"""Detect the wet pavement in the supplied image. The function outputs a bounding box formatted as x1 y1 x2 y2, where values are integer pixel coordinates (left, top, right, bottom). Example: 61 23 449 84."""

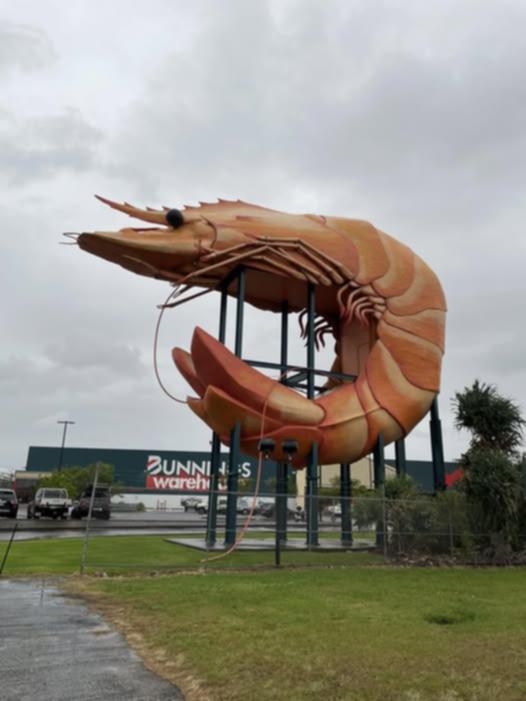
0 506 305 541
0 579 183 700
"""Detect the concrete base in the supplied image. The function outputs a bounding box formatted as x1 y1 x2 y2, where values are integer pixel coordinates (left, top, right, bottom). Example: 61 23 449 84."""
166 537 374 552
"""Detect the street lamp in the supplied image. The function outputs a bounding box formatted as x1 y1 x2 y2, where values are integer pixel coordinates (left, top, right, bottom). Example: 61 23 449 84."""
57 420 75 471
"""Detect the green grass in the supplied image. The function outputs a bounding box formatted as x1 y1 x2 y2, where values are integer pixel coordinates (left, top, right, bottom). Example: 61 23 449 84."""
3 534 526 699
0 534 379 576
76 567 526 701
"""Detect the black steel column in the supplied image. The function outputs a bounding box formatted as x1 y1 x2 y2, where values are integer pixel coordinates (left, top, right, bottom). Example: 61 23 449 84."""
275 301 289 544
373 433 386 548
280 300 288 379
305 284 319 547
276 462 288 544
373 433 386 489
340 463 353 546
430 397 446 492
206 285 228 547
306 443 319 547
395 439 407 477
306 284 316 399
225 269 246 546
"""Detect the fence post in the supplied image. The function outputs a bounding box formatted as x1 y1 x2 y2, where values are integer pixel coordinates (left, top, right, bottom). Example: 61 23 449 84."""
382 496 388 559
80 461 100 576
0 522 18 576
448 501 454 558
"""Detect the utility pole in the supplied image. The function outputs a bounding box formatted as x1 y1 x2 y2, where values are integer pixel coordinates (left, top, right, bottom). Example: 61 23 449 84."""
57 420 75 471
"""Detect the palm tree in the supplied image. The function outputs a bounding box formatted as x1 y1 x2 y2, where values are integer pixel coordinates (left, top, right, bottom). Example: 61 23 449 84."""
452 380 525 551
452 380 525 456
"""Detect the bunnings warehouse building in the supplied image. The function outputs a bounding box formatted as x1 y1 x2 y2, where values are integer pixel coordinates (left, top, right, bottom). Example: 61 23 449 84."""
18 445 460 508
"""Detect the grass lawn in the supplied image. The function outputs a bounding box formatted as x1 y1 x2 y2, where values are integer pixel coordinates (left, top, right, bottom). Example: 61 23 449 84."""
0 533 379 576
4 535 526 700
73 567 526 701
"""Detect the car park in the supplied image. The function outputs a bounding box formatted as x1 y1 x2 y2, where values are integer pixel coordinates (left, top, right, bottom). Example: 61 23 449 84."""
0 489 18 518
70 484 111 520
27 488 69 519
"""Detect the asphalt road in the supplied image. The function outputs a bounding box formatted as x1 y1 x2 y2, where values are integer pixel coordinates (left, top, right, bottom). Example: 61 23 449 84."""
0 578 183 701
0 505 340 541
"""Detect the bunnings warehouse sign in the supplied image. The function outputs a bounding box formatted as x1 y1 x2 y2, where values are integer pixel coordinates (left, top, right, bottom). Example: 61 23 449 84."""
146 453 253 490
25 446 277 492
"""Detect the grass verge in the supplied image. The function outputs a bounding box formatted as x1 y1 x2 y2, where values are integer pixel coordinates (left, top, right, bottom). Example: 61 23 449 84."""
5 534 526 699
0 533 379 576
71 567 526 701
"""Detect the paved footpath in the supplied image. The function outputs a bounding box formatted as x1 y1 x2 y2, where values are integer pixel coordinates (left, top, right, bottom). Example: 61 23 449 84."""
0 579 184 701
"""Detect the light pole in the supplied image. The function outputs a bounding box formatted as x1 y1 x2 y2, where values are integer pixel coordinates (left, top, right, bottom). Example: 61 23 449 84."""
57 420 75 471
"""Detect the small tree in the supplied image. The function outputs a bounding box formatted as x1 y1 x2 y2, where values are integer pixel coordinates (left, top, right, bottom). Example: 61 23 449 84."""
37 463 116 501
452 380 525 552
462 447 521 542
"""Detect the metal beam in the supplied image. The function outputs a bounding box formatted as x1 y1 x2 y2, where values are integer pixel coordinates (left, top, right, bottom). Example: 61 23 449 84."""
305 284 319 547
276 461 288 544
244 359 357 383
395 439 407 477
225 268 245 546
373 434 386 549
206 283 228 547
430 397 446 492
306 442 319 548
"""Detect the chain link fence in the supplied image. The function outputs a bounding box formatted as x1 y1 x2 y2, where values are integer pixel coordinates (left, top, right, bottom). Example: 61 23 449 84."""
77 490 526 573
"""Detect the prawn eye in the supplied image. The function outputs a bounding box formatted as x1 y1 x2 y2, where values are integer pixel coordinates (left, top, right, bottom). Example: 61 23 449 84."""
166 209 184 229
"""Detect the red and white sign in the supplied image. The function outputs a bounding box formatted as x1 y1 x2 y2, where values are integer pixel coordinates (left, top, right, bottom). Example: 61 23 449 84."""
145 454 251 491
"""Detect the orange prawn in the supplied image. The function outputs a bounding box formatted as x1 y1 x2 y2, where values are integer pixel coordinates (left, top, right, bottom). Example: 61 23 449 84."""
77 197 446 469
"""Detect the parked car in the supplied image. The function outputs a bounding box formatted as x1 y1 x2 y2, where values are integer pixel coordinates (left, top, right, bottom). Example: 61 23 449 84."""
195 496 254 515
27 488 69 520
70 484 111 520
325 504 342 518
259 502 297 520
181 496 203 512
0 488 18 519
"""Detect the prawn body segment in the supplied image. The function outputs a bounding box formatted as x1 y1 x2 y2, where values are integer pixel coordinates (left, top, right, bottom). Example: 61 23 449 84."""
78 198 447 468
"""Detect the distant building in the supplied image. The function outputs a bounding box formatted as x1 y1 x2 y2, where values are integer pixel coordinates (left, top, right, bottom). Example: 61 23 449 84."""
23 446 460 502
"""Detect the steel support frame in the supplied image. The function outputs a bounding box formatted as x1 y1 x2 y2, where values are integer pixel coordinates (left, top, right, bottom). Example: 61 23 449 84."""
204 268 447 552
395 439 407 477
205 284 228 547
275 301 289 545
305 283 319 548
430 397 446 492
224 268 246 546
276 462 288 544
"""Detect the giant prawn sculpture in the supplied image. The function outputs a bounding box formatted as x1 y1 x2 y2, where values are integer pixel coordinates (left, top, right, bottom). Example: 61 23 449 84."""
77 197 446 469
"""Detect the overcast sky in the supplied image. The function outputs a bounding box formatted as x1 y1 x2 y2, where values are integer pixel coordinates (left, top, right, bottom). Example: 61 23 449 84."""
2 0 526 473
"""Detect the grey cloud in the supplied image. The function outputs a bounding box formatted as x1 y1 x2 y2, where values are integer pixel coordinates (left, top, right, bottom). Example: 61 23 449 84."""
0 22 56 75
2 0 526 470
105 0 526 232
45 336 146 378
0 108 103 185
